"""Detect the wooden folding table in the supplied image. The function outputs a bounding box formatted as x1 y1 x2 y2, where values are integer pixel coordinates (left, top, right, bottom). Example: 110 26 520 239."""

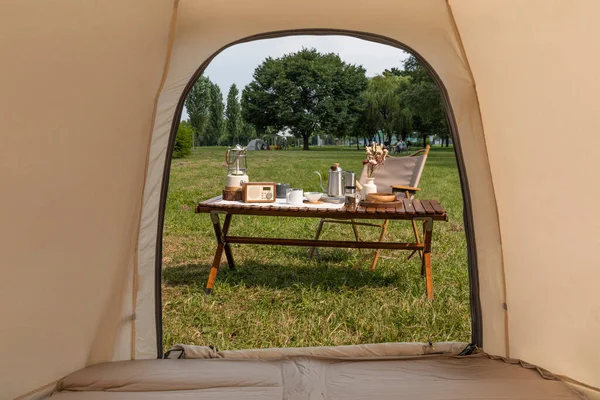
195 196 448 299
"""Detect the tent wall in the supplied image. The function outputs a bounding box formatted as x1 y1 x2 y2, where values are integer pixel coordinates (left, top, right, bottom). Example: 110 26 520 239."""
0 1 174 398
135 0 505 361
450 0 600 388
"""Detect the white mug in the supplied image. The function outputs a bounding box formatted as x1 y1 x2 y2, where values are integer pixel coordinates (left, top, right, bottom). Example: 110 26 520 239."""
286 188 304 205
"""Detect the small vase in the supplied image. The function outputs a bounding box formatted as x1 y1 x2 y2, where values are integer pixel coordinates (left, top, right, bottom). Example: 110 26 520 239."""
362 177 377 199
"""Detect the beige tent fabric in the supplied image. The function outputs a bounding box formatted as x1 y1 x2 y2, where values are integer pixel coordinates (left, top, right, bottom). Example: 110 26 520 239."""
0 1 174 399
449 0 600 388
50 354 585 399
135 0 505 362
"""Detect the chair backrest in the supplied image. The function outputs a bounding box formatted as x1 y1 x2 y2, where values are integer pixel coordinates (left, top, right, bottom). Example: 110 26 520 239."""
358 145 430 196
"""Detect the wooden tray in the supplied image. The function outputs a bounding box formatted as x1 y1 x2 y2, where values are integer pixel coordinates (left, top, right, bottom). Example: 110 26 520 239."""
359 200 402 208
366 193 397 203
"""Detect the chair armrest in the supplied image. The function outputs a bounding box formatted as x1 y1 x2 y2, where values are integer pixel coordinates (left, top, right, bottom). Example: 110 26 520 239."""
391 185 420 192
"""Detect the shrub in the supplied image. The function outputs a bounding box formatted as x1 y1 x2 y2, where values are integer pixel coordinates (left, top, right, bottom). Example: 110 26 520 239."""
173 121 193 158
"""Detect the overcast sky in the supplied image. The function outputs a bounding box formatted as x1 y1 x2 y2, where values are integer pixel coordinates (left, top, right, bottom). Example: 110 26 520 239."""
182 35 409 120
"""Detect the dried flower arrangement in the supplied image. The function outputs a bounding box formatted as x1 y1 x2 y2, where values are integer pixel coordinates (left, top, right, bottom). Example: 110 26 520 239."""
362 142 388 178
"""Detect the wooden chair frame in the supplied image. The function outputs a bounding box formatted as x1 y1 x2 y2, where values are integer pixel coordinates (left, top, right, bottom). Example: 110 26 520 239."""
308 146 430 270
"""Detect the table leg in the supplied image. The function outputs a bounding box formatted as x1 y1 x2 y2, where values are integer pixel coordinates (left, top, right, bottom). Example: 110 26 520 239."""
222 214 235 270
407 219 424 263
351 218 364 267
422 218 434 300
205 243 224 295
308 218 325 260
351 219 361 243
205 212 227 295
370 219 389 271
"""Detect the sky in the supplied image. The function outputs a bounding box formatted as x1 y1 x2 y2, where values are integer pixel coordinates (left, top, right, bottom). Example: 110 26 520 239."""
181 35 409 120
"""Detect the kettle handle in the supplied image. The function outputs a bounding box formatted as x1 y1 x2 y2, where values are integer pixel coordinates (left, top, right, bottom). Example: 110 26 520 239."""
314 171 326 193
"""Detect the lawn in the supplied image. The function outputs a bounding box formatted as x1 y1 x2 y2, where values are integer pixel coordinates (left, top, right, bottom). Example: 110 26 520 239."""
162 145 470 352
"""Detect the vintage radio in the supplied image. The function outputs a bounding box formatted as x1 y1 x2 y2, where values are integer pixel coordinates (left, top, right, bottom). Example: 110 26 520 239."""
242 182 276 203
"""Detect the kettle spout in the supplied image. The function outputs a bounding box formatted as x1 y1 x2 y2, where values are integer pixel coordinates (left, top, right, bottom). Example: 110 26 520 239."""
314 171 326 193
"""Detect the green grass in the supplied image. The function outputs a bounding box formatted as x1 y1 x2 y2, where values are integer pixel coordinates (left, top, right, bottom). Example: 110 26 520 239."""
162 145 469 352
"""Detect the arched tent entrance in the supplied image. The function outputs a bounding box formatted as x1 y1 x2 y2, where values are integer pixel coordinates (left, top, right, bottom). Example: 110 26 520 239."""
140 16 503 365
158 29 480 356
2 1 599 399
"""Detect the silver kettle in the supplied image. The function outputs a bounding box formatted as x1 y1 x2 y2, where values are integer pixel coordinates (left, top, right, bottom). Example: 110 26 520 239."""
314 163 344 197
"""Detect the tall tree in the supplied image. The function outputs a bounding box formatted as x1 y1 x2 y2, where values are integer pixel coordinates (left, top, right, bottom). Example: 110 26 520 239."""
351 74 412 145
241 48 367 150
351 101 378 149
225 84 242 145
240 121 257 144
205 83 224 146
403 82 449 147
387 56 450 147
363 74 413 143
184 75 212 146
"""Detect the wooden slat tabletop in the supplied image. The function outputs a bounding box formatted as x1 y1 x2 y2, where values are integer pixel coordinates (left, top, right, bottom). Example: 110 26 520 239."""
421 200 436 215
195 196 448 221
402 198 415 215
395 200 405 214
412 199 426 214
429 200 445 214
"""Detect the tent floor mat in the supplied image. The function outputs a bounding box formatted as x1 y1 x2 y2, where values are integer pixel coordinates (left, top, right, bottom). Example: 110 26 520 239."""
51 353 585 399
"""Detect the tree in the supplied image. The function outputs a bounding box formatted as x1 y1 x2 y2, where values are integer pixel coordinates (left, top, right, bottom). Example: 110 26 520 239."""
241 48 368 150
172 121 193 158
349 74 413 147
205 83 224 146
403 82 449 147
351 104 378 149
184 75 212 146
362 74 413 144
240 121 257 144
387 56 450 147
225 84 242 145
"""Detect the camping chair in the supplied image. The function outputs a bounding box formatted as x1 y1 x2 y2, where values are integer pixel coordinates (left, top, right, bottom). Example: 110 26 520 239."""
309 145 430 271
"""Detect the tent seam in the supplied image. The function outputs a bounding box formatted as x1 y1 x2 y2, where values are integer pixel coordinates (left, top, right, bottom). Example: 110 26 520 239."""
131 0 180 360
445 0 510 358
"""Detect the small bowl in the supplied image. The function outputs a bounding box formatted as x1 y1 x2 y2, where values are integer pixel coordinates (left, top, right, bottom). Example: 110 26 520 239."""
366 193 397 203
305 192 323 202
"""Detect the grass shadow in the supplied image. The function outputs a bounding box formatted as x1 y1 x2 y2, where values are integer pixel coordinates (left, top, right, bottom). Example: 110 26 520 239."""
163 258 420 293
